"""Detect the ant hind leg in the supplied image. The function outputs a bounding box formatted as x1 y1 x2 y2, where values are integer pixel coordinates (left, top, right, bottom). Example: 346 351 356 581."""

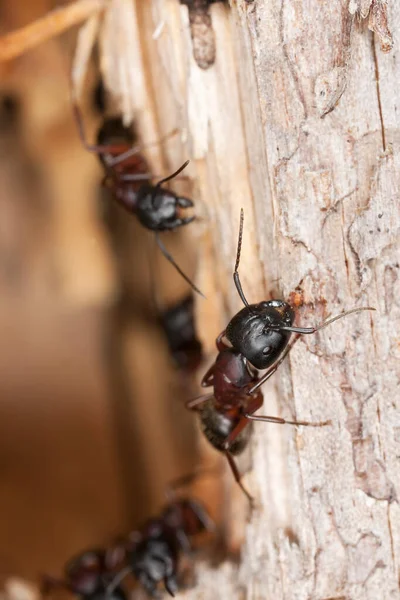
225 452 254 507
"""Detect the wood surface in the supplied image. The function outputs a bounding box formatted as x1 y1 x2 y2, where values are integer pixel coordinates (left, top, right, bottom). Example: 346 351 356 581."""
96 1 400 598
0 0 398 598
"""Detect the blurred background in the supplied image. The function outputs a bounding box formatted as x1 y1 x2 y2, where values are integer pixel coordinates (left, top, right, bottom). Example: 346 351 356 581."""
0 0 215 585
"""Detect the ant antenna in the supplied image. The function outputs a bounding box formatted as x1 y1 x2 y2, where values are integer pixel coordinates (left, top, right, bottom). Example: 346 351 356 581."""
271 306 376 334
156 160 190 188
233 208 250 307
164 579 177 597
72 102 121 155
155 234 205 298
107 128 180 169
72 101 148 165
106 566 132 597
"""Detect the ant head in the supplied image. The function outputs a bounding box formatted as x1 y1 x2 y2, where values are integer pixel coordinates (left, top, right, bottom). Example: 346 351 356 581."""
135 160 192 231
225 300 295 370
130 532 179 598
135 185 194 231
65 550 104 595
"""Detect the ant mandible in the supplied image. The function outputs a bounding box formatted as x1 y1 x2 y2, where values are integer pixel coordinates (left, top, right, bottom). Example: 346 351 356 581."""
108 486 214 598
73 106 203 297
187 210 375 502
41 548 126 600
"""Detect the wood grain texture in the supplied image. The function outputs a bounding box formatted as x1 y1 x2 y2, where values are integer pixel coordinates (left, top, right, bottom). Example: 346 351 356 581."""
98 0 400 598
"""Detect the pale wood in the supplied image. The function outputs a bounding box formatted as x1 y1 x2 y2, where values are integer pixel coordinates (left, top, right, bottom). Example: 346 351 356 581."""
96 0 400 598
0 0 106 62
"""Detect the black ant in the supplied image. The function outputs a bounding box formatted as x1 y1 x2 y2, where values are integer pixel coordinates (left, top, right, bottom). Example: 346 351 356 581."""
108 488 214 598
159 294 203 374
187 209 375 502
73 107 203 297
41 548 126 600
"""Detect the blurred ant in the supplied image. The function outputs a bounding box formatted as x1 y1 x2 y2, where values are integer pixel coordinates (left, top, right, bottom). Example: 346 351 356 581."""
159 294 203 374
187 209 375 502
42 548 126 600
108 475 214 598
73 107 203 296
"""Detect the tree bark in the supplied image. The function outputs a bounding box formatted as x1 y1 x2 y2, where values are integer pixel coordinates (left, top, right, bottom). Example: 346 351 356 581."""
96 0 400 598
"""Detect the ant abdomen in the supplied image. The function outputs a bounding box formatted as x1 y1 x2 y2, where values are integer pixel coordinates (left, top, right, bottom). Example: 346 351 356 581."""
199 400 253 455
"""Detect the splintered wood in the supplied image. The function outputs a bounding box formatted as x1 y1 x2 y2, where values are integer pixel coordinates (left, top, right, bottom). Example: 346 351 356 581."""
0 0 397 598
97 1 399 598
0 0 106 62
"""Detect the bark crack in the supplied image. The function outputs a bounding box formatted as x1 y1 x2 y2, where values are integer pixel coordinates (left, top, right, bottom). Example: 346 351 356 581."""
371 31 386 152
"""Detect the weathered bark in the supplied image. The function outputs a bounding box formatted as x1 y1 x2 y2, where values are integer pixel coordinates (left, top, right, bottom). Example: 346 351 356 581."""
95 0 400 598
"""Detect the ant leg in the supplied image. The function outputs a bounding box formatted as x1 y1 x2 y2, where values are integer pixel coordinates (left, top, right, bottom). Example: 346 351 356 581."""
155 234 205 298
225 451 253 505
222 416 250 451
162 216 196 230
106 566 132 596
201 364 214 387
185 393 213 410
244 413 331 427
72 103 136 157
247 334 302 395
107 129 180 168
164 575 178 597
233 208 250 308
73 101 181 167
216 331 229 352
116 173 154 182
244 387 331 427
271 306 376 334
221 417 254 504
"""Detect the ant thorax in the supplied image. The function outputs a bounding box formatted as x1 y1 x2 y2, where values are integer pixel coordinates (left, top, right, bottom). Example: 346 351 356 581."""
212 348 255 407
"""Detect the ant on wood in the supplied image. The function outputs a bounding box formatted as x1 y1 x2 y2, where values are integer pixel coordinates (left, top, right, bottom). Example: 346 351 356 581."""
187 209 375 502
159 293 204 375
73 106 203 296
108 474 214 598
41 548 126 600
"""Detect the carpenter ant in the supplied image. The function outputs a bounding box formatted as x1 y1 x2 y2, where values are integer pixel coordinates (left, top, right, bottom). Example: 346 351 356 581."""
225 209 375 393
41 548 126 600
108 491 213 598
159 294 203 374
73 108 203 296
187 210 375 502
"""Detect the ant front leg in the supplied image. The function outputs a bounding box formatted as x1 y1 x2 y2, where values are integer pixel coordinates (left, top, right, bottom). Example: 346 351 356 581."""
244 384 331 427
216 331 228 352
185 392 214 410
201 363 215 388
